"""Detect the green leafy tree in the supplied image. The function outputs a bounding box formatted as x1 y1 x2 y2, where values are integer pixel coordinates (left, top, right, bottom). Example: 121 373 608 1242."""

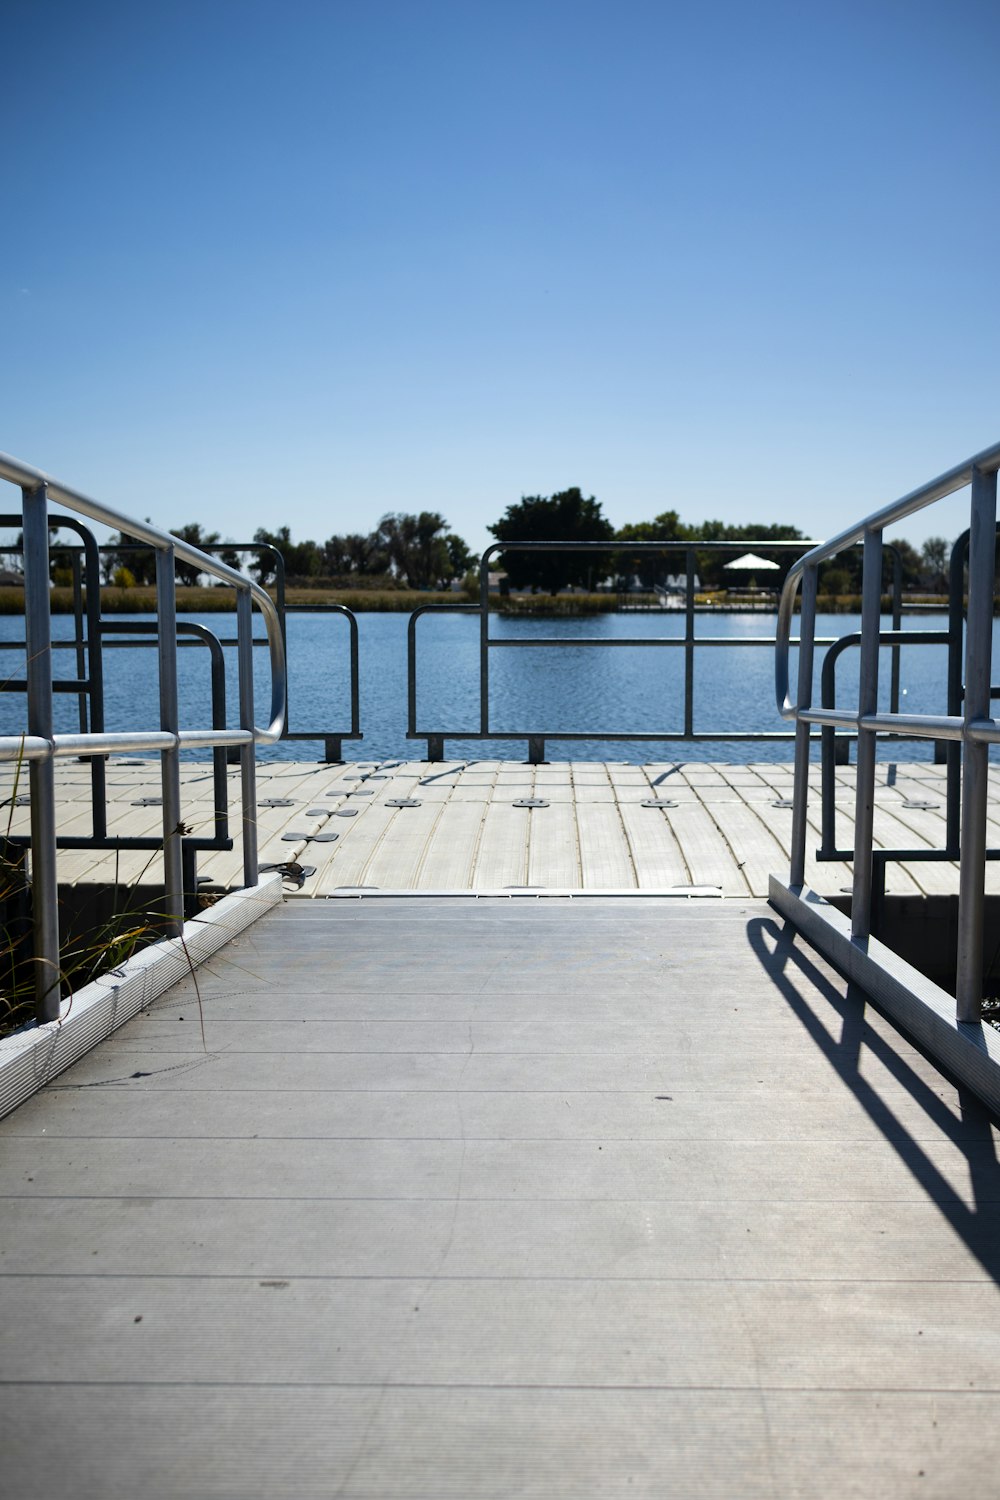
676 520 804 590
102 526 157 586
816 556 855 593
819 566 851 597
50 543 76 587
322 534 354 575
250 526 293 586
375 512 453 588
353 533 391 575
885 538 923 590
614 511 685 589
13 530 82 586
215 541 244 573
446 533 474 580
287 538 323 580
921 536 950 592
323 532 390 577
171 523 222 586
488 489 614 594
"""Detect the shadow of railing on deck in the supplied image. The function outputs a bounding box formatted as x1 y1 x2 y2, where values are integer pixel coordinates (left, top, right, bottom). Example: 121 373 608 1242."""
747 915 1000 1285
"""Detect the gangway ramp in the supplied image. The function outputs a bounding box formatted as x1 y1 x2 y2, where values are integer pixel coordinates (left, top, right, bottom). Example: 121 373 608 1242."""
2 896 999 1497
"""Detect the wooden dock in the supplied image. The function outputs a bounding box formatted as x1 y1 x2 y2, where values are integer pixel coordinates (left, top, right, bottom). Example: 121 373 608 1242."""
5 754 999 900
2 896 999 1496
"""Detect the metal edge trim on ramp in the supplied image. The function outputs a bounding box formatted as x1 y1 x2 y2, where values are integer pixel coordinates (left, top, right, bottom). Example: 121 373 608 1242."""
769 874 1000 1118
320 886 725 899
0 874 283 1120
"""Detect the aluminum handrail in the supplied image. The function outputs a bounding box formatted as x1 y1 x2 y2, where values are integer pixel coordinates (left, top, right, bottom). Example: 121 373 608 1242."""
774 440 1000 1022
817 629 954 865
7 536 363 760
0 450 287 1025
0 452 286 745
775 437 1000 720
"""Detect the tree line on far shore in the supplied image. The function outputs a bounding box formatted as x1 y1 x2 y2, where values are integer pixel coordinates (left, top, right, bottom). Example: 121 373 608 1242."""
88 513 473 592
485 490 953 595
34 488 955 595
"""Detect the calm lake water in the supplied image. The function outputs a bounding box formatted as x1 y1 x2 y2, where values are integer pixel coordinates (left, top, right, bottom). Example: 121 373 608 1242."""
0 609 958 764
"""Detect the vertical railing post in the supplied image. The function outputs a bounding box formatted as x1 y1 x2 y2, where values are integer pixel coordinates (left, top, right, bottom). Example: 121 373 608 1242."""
272 547 288 740
955 465 997 1021
889 546 902 716
944 534 968 852
79 523 108 837
789 562 817 887
683 547 695 737
479 555 490 737
71 547 87 731
851 528 883 940
155 545 184 935
237 587 259 886
819 645 837 858
348 612 360 739
205 630 229 838
22 484 61 1022
407 611 418 739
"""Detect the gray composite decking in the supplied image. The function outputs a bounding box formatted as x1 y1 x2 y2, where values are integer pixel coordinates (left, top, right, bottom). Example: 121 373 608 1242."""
2 897 1000 1497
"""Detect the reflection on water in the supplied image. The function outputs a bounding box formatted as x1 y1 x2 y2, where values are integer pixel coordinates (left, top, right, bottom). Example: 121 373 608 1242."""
0 609 956 765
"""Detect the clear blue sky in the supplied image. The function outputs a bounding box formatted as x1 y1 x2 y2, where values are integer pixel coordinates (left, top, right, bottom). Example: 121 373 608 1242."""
4 0 1000 558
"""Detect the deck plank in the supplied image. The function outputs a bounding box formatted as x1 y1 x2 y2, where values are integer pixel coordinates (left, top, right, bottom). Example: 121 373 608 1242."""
619 802 691 886
472 800 529 887
663 799 749 895
524 800 580 886
2 899 1000 1497
576 803 636 887
416 798 488 887
359 802 445 890
700 795 788 898
311 803 399 891
4 756 999 902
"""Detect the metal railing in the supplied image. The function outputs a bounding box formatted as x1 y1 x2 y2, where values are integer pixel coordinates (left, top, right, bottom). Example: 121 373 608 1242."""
775 438 1000 1021
30 534 362 761
0 451 286 1023
1 605 235 854
407 539 903 762
817 627 951 866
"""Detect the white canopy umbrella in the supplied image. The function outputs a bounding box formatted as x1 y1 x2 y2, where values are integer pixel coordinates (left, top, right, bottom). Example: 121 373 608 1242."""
723 552 781 572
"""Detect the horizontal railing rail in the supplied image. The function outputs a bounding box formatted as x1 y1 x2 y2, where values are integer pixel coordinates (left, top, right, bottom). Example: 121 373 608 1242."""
96 620 232 844
0 455 286 748
2 622 236 924
0 534 362 764
0 512 110 824
2 620 234 844
97 540 362 758
407 538 901 763
818 628 953 864
774 439 1000 1020
0 450 287 1023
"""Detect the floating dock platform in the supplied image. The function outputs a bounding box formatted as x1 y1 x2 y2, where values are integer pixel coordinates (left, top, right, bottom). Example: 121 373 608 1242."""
2 758 1000 1494
4 755 996 900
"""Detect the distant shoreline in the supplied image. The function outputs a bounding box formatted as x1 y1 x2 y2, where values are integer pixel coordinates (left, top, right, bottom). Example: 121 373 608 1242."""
0 587 953 617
